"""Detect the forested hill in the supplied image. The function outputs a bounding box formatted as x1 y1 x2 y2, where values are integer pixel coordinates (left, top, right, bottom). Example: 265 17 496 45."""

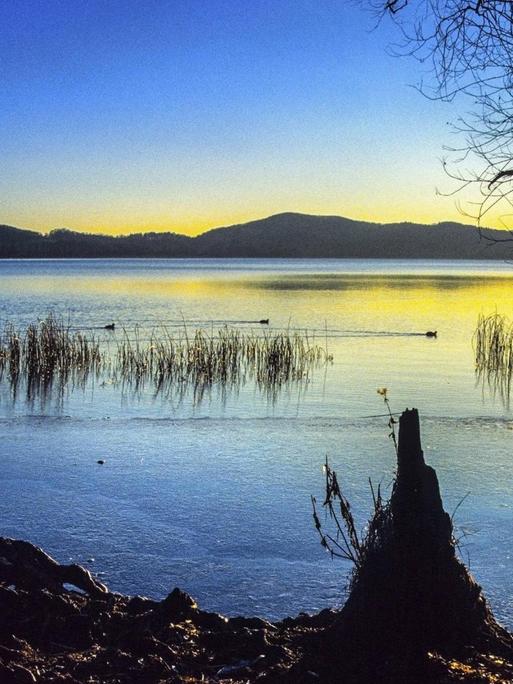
0 213 509 259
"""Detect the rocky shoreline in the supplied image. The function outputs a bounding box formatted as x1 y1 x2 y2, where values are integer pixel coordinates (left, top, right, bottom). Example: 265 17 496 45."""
0 536 338 682
1 536 512 683
2 410 513 683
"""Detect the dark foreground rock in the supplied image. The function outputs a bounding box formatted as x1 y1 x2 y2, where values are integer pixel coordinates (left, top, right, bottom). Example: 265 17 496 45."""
2 544 512 684
1 410 513 682
0 540 335 683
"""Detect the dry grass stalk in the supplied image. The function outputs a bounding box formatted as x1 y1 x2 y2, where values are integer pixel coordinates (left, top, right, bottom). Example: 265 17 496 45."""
312 457 391 586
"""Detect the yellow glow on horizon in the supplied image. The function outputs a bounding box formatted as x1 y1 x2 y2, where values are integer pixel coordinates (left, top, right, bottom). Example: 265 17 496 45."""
4 204 510 238
2 181 511 237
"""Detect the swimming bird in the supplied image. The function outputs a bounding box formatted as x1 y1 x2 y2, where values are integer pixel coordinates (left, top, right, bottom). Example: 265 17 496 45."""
259 319 269 325
104 323 115 331
425 330 437 338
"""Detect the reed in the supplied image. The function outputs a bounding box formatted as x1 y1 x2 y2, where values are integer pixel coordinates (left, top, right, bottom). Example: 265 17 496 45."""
0 317 331 402
0 315 103 398
114 325 330 400
473 312 513 403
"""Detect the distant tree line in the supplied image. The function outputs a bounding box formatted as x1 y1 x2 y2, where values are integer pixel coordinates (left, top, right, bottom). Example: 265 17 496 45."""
0 213 509 258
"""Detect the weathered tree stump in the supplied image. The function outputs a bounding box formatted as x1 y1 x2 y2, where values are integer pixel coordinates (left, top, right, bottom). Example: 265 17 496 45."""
325 409 513 678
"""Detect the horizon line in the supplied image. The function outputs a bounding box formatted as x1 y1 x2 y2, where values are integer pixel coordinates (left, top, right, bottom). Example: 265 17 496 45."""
0 211 495 240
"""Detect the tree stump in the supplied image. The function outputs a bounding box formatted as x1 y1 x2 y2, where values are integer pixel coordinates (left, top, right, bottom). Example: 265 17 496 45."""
326 409 513 677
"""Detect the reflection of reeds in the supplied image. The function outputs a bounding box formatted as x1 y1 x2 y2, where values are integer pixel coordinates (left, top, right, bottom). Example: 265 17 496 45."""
0 315 102 400
114 325 330 402
0 317 331 404
473 312 513 405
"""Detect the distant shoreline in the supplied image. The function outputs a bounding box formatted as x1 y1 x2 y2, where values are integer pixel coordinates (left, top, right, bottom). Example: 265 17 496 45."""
1 212 512 259
0 256 512 260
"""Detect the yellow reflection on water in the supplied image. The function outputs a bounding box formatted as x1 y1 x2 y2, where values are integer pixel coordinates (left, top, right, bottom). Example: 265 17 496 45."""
3 262 513 414
10 270 513 332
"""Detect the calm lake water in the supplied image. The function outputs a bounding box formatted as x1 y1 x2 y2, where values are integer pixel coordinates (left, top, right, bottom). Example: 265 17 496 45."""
1 258 513 626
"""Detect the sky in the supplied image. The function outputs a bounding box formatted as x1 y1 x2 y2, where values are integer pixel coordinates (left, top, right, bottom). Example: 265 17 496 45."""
0 0 483 235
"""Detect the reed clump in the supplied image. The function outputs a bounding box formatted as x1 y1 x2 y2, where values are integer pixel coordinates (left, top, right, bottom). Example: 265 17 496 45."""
115 325 329 400
473 312 513 403
0 317 331 402
0 316 102 398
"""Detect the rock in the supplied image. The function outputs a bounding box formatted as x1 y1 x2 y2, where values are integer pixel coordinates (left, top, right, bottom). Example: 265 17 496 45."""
229 615 277 631
158 588 197 617
126 595 158 615
0 662 18 684
8 664 37 683
0 538 108 598
0 585 20 617
194 610 229 629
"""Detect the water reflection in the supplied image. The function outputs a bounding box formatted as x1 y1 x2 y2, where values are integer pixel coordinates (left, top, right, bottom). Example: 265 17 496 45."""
2 260 513 625
0 317 331 408
2 259 513 419
245 274 511 292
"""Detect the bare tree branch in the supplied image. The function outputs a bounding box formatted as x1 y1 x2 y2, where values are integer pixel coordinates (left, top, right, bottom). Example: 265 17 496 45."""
369 0 513 233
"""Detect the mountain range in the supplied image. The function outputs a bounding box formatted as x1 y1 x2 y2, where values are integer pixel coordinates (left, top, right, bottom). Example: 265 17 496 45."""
0 212 510 259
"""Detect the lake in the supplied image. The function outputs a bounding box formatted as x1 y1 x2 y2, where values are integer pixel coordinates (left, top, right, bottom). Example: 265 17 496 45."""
1 258 512 627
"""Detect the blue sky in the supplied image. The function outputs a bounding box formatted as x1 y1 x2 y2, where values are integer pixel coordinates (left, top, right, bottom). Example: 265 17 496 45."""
0 0 470 234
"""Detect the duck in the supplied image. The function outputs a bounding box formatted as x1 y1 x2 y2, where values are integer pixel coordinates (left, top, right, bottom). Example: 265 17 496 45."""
104 323 115 331
259 319 269 325
425 330 437 338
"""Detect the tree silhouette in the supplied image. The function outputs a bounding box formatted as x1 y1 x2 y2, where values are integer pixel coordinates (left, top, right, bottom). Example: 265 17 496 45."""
375 0 513 234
